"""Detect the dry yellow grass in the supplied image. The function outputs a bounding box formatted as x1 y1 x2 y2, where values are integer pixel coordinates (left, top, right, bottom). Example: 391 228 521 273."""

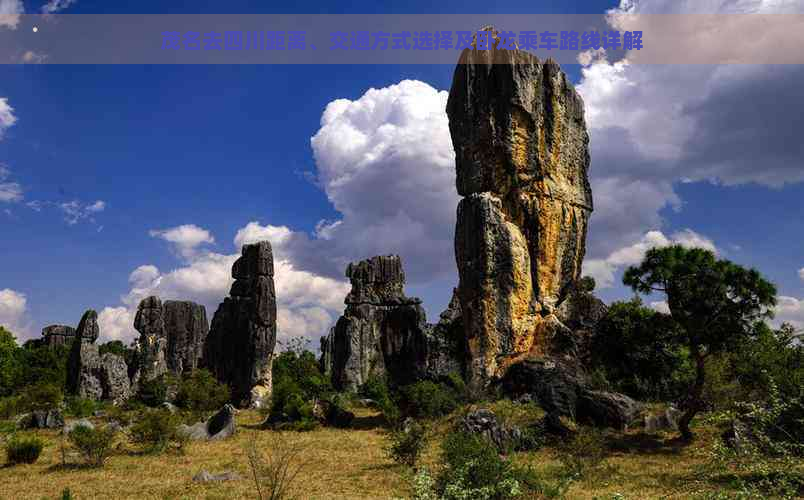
0 405 792 500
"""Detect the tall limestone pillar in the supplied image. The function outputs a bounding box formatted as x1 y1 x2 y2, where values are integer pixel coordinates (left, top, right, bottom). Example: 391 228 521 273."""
447 29 593 391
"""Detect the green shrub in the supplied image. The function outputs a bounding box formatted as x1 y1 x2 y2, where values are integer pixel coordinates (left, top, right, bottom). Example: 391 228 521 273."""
0 396 21 419
136 376 168 407
20 382 63 412
399 381 459 419
130 409 187 454
266 377 318 431
65 397 98 418
359 375 400 426
5 434 44 464
68 425 116 467
556 427 607 480
436 430 523 499
386 420 428 467
174 369 230 412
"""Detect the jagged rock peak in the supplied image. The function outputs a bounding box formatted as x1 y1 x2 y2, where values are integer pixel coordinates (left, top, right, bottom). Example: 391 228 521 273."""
76 310 100 344
345 255 416 305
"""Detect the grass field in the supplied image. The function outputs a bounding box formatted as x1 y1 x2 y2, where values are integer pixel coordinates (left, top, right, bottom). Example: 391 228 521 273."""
0 404 796 500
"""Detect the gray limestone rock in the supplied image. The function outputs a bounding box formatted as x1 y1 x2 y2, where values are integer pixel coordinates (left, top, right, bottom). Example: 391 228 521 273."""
204 241 277 407
40 325 77 348
178 404 237 441
66 310 132 404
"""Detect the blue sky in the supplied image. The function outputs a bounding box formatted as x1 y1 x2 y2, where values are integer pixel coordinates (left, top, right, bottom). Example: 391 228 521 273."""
1 0 803 343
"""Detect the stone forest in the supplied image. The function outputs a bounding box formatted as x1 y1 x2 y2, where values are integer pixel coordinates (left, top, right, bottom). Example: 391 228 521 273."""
0 29 802 499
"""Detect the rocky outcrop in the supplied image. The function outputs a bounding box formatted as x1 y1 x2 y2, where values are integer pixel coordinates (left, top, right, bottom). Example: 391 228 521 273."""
502 357 642 431
447 28 593 391
204 241 277 407
460 408 524 452
134 296 209 380
40 325 77 348
178 404 237 441
16 409 64 430
323 255 462 391
67 310 132 404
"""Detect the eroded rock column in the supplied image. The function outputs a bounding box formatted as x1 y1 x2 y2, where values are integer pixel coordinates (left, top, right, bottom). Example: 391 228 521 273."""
204 241 277 407
447 30 593 391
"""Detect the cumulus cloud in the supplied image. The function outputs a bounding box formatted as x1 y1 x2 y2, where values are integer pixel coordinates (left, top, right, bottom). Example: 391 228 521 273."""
0 164 23 203
150 224 215 259
0 288 29 338
268 80 458 283
582 229 717 288
0 0 23 30
775 296 804 329
577 0 804 258
98 223 350 344
650 301 670 314
799 268 804 282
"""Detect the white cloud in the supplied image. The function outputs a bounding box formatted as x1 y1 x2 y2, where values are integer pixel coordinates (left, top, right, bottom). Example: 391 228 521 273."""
577 0 804 258
775 296 804 329
21 51 48 64
0 98 17 138
798 268 804 282
97 306 135 343
650 301 670 314
41 0 76 14
149 224 215 259
59 199 106 225
583 229 718 288
0 288 29 338
0 0 23 30
0 164 22 203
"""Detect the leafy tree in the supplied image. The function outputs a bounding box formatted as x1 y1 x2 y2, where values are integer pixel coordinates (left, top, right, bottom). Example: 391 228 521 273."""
732 322 804 401
623 245 777 439
0 327 21 397
591 297 692 401
98 340 137 367
16 342 70 390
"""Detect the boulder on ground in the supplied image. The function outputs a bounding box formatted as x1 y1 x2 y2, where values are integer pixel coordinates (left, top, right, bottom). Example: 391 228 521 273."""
460 408 524 452
63 418 94 434
178 404 237 441
644 407 682 433
503 357 642 431
193 470 242 482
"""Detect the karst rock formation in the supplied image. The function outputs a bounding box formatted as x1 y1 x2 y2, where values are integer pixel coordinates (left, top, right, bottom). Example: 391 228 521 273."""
447 29 593 391
67 310 132 404
322 255 463 391
133 296 209 380
40 324 77 348
204 241 277 407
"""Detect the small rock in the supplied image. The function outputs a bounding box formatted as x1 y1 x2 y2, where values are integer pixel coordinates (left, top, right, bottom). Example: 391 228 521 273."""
644 407 681 433
461 408 524 452
178 404 236 441
161 402 178 414
63 418 95 434
193 470 242 482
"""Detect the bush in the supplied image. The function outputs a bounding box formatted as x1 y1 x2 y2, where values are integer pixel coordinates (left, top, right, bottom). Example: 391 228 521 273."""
68 425 116 467
5 434 44 464
246 433 305 500
174 369 230 412
386 420 428 467
399 381 459 419
19 382 63 412
359 375 400 426
556 427 607 480
433 430 524 499
266 377 318 431
65 397 98 418
130 409 187 454
136 376 168 407
0 396 21 419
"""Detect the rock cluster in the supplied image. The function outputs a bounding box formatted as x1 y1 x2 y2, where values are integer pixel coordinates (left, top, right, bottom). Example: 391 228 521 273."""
66 310 132 404
204 241 277 407
460 408 524 452
134 296 209 380
322 255 462 391
447 28 593 391
503 358 642 431
40 325 77 348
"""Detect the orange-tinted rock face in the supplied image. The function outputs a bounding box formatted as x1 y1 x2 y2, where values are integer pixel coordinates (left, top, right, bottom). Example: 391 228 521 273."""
447 30 593 391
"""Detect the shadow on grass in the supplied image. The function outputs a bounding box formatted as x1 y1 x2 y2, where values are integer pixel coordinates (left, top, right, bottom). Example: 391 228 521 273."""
44 462 99 472
349 414 386 431
604 432 687 455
